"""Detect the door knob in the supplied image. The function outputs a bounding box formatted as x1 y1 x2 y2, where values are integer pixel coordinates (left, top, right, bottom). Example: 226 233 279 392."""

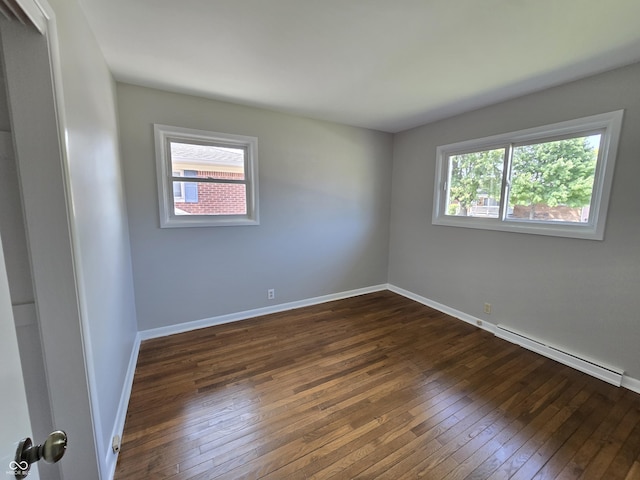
12 430 67 478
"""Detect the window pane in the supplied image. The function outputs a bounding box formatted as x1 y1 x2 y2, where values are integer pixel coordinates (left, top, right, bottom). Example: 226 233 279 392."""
174 183 247 216
508 134 599 223
446 148 505 217
182 170 198 203
172 171 183 198
170 142 246 180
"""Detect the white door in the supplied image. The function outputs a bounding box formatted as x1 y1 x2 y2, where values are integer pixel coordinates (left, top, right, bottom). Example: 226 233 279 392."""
0 228 37 478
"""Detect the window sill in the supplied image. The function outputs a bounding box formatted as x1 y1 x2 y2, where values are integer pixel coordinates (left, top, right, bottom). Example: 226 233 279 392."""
432 215 603 240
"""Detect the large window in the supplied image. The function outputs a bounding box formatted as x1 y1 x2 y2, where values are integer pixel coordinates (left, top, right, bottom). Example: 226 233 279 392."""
432 111 623 240
154 124 259 227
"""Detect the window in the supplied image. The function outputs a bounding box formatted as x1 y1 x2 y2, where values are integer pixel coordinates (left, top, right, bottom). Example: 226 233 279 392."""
154 124 259 227
432 111 623 240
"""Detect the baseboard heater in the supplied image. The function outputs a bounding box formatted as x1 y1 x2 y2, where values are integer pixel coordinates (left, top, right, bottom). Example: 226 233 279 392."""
495 325 624 387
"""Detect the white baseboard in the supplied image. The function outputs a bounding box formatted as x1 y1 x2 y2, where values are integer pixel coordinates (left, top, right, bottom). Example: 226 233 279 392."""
105 334 141 480
108 284 387 479
388 284 640 393
494 325 623 387
387 284 497 334
110 281 640 479
621 375 640 395
138 284 388 341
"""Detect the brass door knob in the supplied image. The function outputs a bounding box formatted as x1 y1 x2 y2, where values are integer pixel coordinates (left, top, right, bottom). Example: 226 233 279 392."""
13 430 67 478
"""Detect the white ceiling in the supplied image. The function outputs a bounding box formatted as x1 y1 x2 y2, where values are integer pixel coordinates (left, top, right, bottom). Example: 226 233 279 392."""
77 0 640 133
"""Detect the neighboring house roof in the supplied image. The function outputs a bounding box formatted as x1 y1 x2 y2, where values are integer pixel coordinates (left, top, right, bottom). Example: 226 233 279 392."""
170 142 243 168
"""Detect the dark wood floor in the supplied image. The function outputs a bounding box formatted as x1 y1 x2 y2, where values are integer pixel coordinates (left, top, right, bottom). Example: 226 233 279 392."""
114 291 640 479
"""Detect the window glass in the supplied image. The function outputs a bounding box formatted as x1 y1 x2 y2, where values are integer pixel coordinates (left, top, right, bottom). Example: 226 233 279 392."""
172 171 183 199
507 135 599 223
432 111 623 240
446 148 505 218
169 142 246 180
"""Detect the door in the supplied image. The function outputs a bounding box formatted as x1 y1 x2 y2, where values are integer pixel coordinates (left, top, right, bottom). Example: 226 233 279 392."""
0 229 37 478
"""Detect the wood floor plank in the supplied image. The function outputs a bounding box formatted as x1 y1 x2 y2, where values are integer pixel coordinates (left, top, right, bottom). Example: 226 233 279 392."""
553 390 635 479
114 291 640 479
577 401 640 479
601 413 640 480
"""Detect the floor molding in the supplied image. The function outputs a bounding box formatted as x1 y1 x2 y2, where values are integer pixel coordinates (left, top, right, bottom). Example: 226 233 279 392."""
111 284 388 479
494 325 623 387
388 284 640 395
106 334 142 480
117 291 640 479
387 284 497 334
138 284 388 341
112 282 640 478
622 375 640 395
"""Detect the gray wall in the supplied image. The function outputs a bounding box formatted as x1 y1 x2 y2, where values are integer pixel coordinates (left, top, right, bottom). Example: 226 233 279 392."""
389 62 640 378
117 83 393 331
46 0 139 475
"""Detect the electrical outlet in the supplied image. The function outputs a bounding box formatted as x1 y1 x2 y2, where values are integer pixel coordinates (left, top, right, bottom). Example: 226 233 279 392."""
484 303 492 314
268 289 275 300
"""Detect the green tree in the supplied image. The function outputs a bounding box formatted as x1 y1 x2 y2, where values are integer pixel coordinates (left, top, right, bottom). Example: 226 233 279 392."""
509 137 597 219
449 148 504 215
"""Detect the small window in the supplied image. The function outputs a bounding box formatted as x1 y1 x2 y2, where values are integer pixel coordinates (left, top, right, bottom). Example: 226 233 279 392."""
432 111 623 240
155 125 259 227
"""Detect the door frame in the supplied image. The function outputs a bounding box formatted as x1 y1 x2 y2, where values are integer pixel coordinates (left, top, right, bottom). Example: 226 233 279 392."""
0 4 101 479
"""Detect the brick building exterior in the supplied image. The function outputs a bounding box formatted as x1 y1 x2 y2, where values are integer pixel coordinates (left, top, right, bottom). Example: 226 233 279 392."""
174 170 246 215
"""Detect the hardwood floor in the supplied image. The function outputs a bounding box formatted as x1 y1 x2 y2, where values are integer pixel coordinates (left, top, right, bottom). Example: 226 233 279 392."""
114 291 640 479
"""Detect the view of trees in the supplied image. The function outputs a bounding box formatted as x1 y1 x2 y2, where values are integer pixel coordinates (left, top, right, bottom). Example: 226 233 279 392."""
447 135 599 220
448 148 504 216
509 136 598 219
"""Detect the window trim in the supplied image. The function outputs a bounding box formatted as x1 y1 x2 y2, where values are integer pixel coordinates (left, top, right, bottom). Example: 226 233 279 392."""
432 110 624 240
154 124 259 228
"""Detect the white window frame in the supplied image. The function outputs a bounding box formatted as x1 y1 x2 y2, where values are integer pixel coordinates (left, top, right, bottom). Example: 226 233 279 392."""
432 110 624 240
154 124 259 228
